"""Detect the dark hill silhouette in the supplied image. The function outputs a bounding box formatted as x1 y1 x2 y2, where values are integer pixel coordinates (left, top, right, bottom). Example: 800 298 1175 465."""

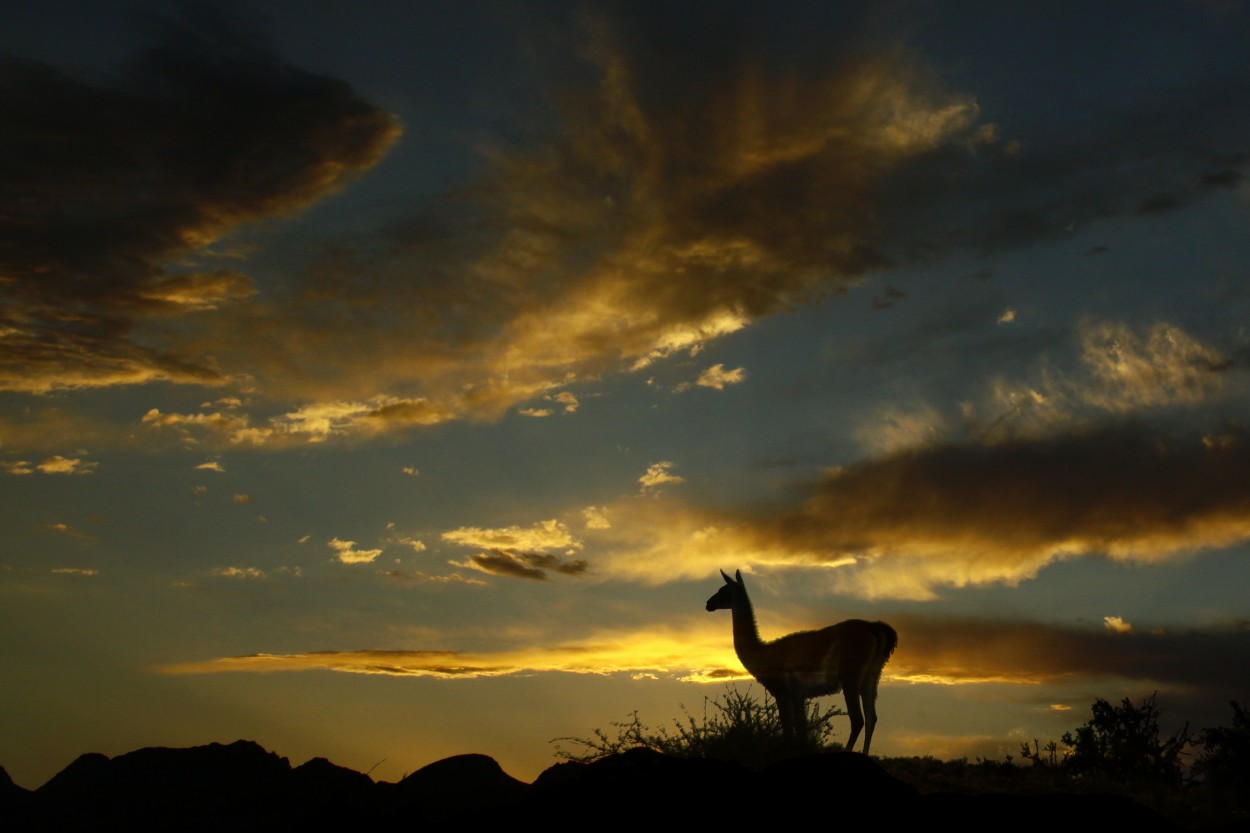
0 739 1185 831
379 752 528 822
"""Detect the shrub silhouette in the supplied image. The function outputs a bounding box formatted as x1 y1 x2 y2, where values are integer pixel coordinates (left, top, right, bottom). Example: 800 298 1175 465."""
1196 700 1250 808
553 685 844 769
1018 738 1062 768
1060 692 1192 787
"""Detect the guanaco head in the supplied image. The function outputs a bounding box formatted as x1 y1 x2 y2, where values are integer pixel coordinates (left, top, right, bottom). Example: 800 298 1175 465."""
705 569 744 612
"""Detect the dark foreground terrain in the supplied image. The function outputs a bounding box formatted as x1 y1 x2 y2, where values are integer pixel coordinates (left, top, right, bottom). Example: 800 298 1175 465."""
0 739 1231 831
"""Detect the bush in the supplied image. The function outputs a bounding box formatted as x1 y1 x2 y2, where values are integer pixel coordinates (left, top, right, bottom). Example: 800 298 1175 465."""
1060 692 1192 787
1196 701 1250 795
552 686 844 769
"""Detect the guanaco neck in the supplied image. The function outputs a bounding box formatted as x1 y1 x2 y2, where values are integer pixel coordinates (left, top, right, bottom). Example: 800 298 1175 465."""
731 584 766 668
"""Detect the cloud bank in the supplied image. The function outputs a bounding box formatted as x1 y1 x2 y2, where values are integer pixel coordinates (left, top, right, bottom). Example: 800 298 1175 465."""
0 10 400 398
579 420 1250 598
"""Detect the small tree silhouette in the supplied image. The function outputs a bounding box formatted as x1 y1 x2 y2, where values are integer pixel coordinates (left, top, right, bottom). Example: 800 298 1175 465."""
1019 737 1062 768
1061 692 1192 786
1196 700 1250 804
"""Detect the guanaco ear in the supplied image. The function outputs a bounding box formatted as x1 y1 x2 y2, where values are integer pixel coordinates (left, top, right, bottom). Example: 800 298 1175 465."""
720 569 732 584
735 569 743 584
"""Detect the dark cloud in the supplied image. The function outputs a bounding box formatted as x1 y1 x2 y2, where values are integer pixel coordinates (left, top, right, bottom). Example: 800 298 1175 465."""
893 616 1250 694
871 285 907 310
738 424 1250 595
1137 193 1183 216
464 549 589 581
0 9 400 393
1201 167 1244 189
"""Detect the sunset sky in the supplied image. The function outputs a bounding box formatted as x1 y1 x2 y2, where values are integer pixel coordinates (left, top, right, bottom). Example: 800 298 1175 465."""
3 0 1250 788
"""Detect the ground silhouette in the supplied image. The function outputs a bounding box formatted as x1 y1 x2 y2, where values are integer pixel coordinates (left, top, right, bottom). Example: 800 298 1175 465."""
0 739 1200 831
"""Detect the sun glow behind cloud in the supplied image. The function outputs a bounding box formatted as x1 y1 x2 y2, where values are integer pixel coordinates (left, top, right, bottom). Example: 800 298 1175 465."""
157 615 1250 700
159 622 741 681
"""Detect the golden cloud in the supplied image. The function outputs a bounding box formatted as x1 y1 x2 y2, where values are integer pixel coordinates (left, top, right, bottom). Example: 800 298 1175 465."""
139 396 460 448
1077 321 1231 411
688 363 747 391
211 566 267 580
639 461 685 493
855 320 1238 455
36 455 96 475
158 622 740 680
441 519 580 553
328 538 383 565
581 425 1250 598
135 270 257 311
3 455 98 476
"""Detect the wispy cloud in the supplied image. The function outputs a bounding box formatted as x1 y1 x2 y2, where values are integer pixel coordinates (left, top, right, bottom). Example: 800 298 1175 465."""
872 64 1250 258
519 392 581 418
43 523 92 540
856 319 1239 452
393 536 426 553
639 461 684 493
442 519 579 553
696 364 746 390
380 569 485 586
4 456 97 475
211 566 267 580
141 397 460 447
676 363 747 393
328 538 383 565
1076 321 1232 412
